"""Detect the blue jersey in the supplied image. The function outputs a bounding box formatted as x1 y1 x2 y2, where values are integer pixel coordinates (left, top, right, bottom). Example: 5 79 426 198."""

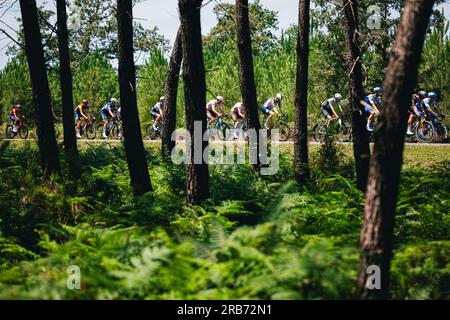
101 102 117 114
363 94 381 107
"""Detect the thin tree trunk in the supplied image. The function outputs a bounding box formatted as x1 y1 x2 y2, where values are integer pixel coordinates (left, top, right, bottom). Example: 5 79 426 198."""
294 0 310 181
357 0 435 299
179 0 209 204
342 0 370 192
117 0 152 195
19 0 60 178
235 0 261 171
56 0 78 162
161 27 182 159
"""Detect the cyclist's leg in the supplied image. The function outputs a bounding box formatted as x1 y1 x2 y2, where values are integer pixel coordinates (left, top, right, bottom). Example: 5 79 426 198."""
101 111 109 138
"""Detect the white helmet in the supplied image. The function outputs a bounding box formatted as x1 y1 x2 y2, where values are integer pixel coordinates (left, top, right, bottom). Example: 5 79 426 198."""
110 98 118 104
276 93 283 101
334 93 342 100
159 96 165 101
217 96 223 102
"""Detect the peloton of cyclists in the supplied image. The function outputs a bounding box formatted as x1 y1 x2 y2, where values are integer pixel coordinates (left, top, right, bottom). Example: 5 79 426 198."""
101 98 119 139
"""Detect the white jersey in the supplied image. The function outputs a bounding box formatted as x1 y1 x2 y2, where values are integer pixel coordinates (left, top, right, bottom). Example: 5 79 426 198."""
206 99 222 112
263 98 279 110
422 98 437 111
322 97 339 109
231 102 244 114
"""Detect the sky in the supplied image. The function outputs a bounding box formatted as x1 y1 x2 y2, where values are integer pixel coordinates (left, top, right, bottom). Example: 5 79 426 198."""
0 0 449 69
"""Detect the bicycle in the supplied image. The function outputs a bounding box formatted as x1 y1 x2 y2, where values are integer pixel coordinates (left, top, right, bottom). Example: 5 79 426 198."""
430 114 448 143
78 118 96 139
263 112 292 142
5 116 28 139
97 116 122 140
145 121 161 140
405 117 434 143
208 114 231 141
312 116 351 143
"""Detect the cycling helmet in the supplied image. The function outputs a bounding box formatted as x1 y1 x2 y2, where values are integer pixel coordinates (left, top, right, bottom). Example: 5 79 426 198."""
276 93 283 101
159 96 165 101
110 98 118 104
428 91 438 99
217 96 224 102
418 90 427 98
374 87 383 94
334 93 342 100
82 99 89 106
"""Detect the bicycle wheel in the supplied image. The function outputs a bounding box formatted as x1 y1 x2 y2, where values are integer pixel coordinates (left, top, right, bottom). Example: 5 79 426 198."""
112 124 123 140
19 125 29 139
433 123 448 143
336 122 351 142
5 125 16 139
312 122 327 143
416 121 434 143
85 124 96 140
278 123 292 142
96 123 105 139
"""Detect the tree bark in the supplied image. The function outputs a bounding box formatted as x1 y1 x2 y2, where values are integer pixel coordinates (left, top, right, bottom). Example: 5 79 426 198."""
56 0 78 161
235 0 261 171
19 0 60 178
179 0 209 204
357 0 435 299
294 0 310 181
117 0 152 195
161 27 183 159
342 0 371 192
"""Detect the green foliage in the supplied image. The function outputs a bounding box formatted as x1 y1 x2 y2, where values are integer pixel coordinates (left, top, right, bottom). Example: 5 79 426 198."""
0 143 447 299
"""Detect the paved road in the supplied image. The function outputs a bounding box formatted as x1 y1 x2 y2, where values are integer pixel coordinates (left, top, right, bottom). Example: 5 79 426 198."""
2 138 449 147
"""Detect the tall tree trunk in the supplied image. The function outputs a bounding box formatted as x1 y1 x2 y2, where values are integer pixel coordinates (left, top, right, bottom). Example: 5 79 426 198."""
56 0 78 162
19 0 60 178
179 0 209 204
235 0 261 171
342 0 370 192
161 27 183 159
294 0 310 181
357 0 435 300
117 0 152 195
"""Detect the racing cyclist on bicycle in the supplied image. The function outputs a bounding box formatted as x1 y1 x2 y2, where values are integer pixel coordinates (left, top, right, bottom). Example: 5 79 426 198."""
230 102 245 139
261 93 284 129
206 96 225 126
407 91 426 135
150 96 164 131
361 87 383 132
75 99 91 138
101 98 119 139
9 104 23 133
320 93 343 126
423 92 442 118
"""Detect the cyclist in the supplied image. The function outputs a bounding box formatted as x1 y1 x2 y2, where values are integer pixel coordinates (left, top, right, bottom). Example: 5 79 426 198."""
101 98 119 139
230 102 245 128
261 93 284 129
230 102 245 139
407 90 426 135
150 96 164 131
361 87 383 132
424 92 442 118
320 93 343 125
206 96 225 126
74 99 91 138
9 104 23 133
